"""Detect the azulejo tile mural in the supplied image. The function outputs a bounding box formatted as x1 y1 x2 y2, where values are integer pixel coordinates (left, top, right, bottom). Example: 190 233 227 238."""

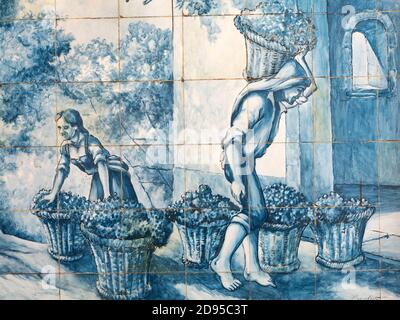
0 0 399 300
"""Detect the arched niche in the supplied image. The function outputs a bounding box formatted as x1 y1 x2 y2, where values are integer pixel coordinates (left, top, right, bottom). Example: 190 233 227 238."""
342 10 397 98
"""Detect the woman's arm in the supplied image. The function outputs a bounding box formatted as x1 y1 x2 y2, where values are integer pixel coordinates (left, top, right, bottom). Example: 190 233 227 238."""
43 145 70 204
43 169 67 203
87 135 111 199
97 161 111 199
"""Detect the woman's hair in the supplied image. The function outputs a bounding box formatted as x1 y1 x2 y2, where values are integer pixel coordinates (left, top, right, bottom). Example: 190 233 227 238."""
56 109 89 134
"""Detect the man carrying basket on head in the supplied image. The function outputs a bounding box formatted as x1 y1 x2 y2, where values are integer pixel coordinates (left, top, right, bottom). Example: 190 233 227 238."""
211 2 318 291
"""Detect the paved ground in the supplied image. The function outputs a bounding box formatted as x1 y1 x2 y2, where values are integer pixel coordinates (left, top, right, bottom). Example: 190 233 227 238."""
1 226 399 300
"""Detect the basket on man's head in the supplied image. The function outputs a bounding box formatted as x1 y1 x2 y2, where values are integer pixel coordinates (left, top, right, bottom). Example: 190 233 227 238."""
234 2 316 80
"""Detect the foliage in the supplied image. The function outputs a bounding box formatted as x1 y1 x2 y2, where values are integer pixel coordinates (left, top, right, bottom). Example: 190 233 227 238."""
0 0 18 20
57 38 118 82
120 21 172 81
168 185 238 227
0 17 73 146
262 183 311 226
176 0 218 15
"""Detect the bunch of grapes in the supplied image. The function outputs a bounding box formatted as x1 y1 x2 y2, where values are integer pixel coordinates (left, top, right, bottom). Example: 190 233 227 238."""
168 184 238 227
176 0 217 15
262 183 312 226
345 197 375 223
234 1 316 55
146 210 174 247
81 195 172 247
315 192 347 223
31 189 89 219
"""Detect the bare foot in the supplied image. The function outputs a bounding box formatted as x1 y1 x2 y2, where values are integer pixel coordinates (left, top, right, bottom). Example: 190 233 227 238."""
244 269 276 288
210 258 242 291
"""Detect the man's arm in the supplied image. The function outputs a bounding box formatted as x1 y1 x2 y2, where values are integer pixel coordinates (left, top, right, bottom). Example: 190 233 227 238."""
234 62 299 109
294 51 317 98
223 95 263 179
223 127 246 180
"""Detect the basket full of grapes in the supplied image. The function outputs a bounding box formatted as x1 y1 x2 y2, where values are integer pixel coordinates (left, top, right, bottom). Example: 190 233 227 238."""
313 192 375 269
168 185 238 268
31 189 89 262
234 1 315 79
260 183 312 273
81 195 172 300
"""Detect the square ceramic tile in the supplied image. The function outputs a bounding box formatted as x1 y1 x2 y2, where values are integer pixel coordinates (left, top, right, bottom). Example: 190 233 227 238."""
0 147 59 212
186 270 251 300
378 0 400 12
0 273 61 300
379 271 400 299
250 271 316 300
0 225 60 273
183 15 246 80
56 0 119 19
56 82 123 145
0 19 56 84
56 18 119 82
315 269 383 300
120 0 172 18
120 17 173 81
118 81 174 146
3 0 56 21
179 0 241 16
0 84 57 147
183 79 247 145
145 272 187 299
58 274 101 300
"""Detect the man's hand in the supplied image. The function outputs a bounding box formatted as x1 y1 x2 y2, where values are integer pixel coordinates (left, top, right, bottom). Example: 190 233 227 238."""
295 47 309 63
281 95 308 111
42 193 56 204
231 181 246 204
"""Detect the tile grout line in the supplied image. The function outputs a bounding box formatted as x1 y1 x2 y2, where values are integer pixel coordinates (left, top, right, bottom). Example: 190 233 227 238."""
177 0 189 301
55 0 62 301
375 0 383 299
3 9 400 24
1 74 396 87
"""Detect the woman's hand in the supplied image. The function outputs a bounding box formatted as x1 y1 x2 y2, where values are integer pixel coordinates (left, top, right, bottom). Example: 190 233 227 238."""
231 180 246 204
104 191 111 200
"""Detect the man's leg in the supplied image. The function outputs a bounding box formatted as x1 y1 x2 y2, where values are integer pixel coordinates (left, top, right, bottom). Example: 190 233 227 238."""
211 163 249 291
211 222 247 291
242 171 275 287
242 232 275 286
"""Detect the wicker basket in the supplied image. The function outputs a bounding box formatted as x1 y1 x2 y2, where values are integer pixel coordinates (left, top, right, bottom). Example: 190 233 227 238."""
33 211 86 262
259 221 309 273
176 222 228 268
81 226 154 300
243 30 291 80
313 209 374 269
